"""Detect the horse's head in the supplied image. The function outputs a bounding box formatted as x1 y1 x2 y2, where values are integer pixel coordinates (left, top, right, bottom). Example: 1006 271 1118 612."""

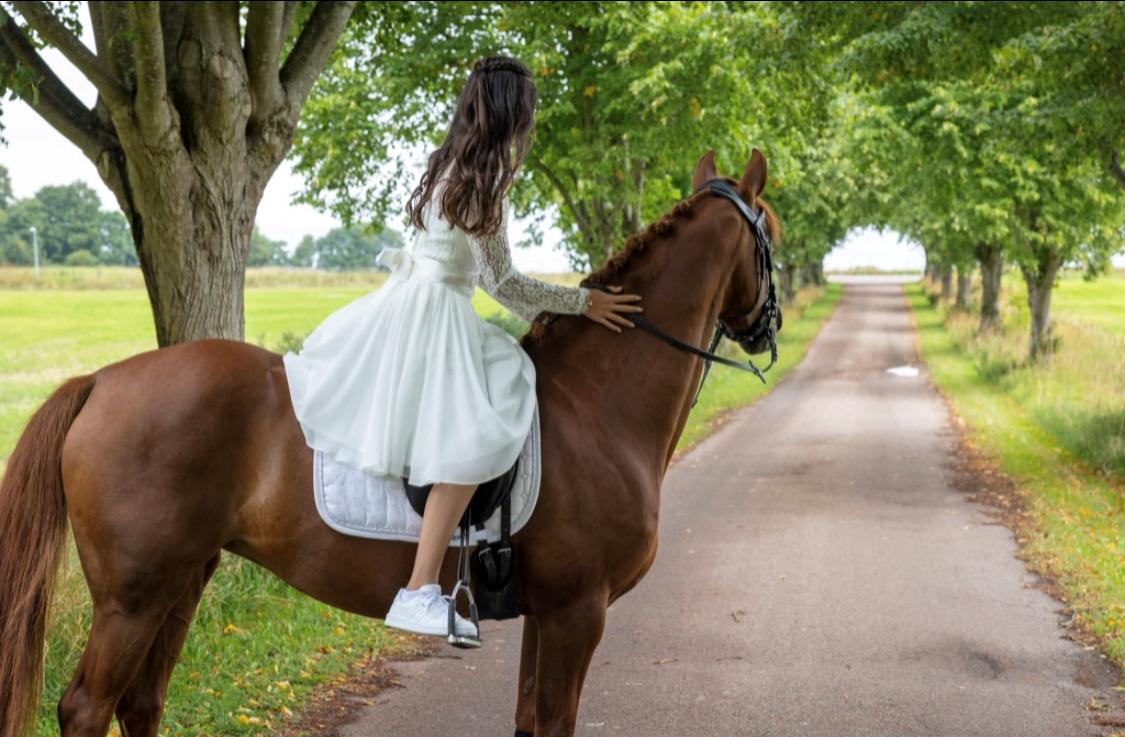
691 148 782 357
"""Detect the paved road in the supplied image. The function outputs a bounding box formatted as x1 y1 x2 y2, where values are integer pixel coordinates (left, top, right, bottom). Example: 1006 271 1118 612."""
340 283 1120 737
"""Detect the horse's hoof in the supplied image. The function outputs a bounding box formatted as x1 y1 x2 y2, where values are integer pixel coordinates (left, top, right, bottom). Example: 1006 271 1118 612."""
514 731 533 737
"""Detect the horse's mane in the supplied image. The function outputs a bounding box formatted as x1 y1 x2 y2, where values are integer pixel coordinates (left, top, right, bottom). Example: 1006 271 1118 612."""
521 176 780 346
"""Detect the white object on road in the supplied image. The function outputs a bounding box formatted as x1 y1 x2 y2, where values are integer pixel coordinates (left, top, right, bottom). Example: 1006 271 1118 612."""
886 365 920 378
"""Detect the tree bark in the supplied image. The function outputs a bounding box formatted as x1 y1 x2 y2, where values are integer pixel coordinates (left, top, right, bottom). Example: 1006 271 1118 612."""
1110 149 1125 191
975 242 1003 332
2 1 357 346
940 265 953 301
1020 247 1062 361
779 264 797 305
800 259 824 288
955 264 972 311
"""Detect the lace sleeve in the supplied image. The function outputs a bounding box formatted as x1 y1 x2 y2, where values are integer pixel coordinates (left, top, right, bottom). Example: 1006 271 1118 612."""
467 201 590 323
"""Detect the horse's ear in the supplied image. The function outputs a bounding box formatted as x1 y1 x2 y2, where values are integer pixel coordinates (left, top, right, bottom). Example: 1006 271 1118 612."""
740 148 768 200
692 150 718 191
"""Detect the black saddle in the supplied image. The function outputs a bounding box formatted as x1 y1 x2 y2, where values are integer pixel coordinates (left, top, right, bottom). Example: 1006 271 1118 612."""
403 458 520 529
403 459 521 621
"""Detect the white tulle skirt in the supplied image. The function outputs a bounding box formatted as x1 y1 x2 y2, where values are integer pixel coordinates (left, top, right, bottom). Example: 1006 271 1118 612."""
282 251 537 487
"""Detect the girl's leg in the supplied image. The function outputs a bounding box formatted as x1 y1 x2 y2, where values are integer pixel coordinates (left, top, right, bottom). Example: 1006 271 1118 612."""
406 482 478 589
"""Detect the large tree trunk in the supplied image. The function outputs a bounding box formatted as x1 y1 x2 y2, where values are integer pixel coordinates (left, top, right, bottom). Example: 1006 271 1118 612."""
955 265 972 311
940 265 953 301
779 264 797 305
1020 247 1062 361
800 259 824 288
2 1 357 346
975 242 1003 331
1110 149 1125 191
125 146 258 344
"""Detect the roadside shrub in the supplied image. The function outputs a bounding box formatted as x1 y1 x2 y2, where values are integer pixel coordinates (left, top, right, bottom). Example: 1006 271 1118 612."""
63 249 98 267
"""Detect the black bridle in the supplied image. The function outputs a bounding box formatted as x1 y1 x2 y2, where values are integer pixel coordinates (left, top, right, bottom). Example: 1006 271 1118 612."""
587 178 780 408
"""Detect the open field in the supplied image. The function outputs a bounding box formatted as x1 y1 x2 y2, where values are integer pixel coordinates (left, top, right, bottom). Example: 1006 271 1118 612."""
0 267 840 735
908 271 1124 668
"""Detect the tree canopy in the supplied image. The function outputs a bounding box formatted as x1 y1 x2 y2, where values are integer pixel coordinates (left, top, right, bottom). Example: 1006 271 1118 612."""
1 1 1120 360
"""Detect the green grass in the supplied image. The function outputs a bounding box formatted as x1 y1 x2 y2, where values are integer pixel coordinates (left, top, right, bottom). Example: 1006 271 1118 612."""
0 267 839 735
39 556 411 737
907 278 1125 669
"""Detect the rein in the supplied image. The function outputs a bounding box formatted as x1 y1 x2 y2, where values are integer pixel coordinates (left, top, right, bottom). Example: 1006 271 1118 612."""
587 178 780 408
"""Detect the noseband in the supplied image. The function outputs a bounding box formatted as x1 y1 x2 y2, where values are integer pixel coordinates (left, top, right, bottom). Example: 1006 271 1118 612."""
587 178 780 408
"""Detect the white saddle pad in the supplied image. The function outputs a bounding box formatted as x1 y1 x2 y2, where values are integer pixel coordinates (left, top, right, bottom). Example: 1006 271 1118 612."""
313 408 541 546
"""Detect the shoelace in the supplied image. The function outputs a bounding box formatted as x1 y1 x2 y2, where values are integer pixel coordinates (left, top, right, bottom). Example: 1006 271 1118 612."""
425 592 448 613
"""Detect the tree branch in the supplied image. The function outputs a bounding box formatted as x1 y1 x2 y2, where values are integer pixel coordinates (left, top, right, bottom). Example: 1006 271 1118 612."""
158 2 185 90
280 1 299 45
1110 149 1125 191
88 1 133 85
10 1 130 108
0 19 119 161
528 155 594 239
128 1 172 138
279 0 356 118
245 0 286 122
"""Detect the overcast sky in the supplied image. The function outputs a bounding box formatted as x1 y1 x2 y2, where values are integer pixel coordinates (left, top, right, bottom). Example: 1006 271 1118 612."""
10 20 1113 274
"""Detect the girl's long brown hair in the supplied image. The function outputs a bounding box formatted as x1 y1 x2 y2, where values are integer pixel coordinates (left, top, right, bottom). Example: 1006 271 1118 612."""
406 55 537 237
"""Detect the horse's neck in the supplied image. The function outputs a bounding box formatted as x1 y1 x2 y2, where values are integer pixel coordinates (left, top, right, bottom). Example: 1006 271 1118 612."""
528 229 732 483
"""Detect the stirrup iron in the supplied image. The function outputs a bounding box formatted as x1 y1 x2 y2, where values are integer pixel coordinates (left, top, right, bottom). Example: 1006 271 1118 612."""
447 517 482 649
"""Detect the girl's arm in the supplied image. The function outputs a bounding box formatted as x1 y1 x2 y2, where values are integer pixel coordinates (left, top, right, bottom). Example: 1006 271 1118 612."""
467 201 589 323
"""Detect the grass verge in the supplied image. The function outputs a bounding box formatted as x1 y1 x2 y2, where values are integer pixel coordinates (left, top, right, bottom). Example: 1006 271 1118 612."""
906 282 1124 671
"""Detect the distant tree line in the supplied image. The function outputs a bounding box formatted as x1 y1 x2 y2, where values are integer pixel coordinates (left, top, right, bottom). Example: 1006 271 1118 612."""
0 167 136 267
250 226 405 270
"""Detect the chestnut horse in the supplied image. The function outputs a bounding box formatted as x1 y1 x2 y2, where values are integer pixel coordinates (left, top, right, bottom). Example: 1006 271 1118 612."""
0 149 779 737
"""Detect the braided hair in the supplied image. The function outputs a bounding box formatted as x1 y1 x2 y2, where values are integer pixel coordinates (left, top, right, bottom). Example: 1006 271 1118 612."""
407 55 538 237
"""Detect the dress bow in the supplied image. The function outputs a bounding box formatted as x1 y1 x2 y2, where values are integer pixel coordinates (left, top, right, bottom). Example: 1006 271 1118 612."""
376 246 413 278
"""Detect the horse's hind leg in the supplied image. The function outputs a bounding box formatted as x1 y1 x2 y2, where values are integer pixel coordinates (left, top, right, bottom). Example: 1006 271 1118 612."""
57 569 202 737
57 608 171 737
514 615 539 737
114 554 221 737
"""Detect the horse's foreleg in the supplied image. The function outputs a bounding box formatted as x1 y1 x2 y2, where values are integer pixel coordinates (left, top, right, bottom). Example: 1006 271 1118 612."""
114 554 221 737
513 615 539 737
532 598 607 737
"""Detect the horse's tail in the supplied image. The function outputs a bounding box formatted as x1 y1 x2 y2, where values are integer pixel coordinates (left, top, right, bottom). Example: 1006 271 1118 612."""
0 374 95 737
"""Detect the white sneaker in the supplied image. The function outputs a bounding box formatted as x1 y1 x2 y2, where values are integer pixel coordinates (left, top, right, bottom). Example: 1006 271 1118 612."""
384 584 477 638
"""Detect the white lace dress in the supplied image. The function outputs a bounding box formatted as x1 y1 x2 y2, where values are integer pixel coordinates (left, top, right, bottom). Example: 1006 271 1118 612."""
282 180 589 487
